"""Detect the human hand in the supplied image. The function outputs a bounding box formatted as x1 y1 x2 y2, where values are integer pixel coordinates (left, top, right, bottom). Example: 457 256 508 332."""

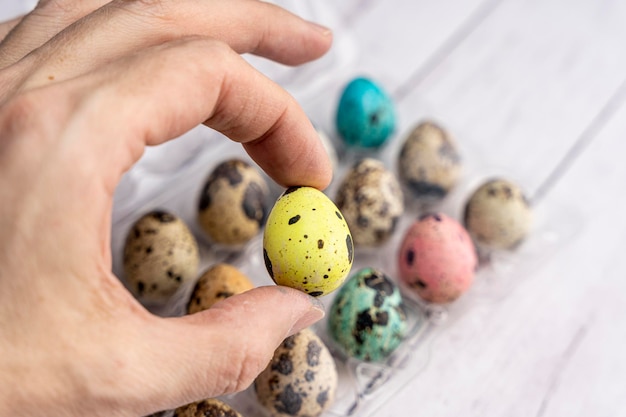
0 1 332 416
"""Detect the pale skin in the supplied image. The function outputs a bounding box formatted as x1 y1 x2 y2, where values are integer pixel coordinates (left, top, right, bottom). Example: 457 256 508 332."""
0 1 333 416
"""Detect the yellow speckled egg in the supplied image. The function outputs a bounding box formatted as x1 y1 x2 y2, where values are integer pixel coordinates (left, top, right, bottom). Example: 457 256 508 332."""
263 186 354 297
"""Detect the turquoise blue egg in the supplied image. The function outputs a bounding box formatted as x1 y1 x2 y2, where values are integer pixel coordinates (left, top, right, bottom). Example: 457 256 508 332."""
336 77 396 148
328 267 407 362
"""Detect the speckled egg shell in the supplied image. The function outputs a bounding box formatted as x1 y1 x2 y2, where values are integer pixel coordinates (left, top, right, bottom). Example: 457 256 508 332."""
328 267 407 362
174 398 242 417
335 158 404 247
123 211 199 303
186 263 254 314
255 328 338 417
263 186 354 297
397 121 462 201
464 178 533 250
398 213 477 304
198 159 269 246
336 77 396 148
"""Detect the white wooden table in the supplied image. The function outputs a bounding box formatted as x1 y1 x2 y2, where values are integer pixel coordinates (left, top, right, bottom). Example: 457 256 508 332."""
2 1 625 416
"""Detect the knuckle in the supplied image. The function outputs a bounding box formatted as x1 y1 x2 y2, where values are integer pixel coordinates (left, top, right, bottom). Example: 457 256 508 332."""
36 0 73 12
161 36 228 64
111 0 174 22
0 87 81 168
207 78 265 137
35 0 92 20
0 91 46 136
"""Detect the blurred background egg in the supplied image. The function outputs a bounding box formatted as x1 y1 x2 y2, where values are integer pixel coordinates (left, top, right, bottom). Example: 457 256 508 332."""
186 263 254 314
173 398 242 417
328 267 407 362
398 213 477 304
335 158 404 247
335 77 396 149
197 158 269 247
123 210 199 304
263 186 354 297
464 178 533 250
255 328 338 417
397 121 462 202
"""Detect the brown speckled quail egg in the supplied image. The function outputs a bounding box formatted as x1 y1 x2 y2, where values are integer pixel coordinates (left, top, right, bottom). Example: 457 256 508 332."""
397 120 462 201
174 398 242 417
123 210 199 303
464 178 533 250
335 158 404 247
198 158 269 246
186 263 254 314
255 328 338 417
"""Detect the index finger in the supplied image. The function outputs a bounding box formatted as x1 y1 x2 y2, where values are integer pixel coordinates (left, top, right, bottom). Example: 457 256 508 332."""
19 36 332 193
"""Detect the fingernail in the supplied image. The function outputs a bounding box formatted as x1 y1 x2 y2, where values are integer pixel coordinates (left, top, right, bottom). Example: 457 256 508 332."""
288 297 326 336
308 20 332 36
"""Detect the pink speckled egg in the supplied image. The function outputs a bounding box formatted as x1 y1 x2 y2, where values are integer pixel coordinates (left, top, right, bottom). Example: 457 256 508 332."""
398 213 477 303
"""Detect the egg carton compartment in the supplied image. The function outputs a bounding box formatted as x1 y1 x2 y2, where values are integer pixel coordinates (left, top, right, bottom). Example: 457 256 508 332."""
123 194 579 417
113 126 582 417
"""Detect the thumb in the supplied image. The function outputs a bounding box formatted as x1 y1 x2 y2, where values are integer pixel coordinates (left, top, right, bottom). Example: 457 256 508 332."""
130 286 326 415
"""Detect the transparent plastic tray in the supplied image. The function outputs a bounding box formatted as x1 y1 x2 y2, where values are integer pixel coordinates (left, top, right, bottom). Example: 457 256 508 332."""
111 114 582 417
109 2 582 414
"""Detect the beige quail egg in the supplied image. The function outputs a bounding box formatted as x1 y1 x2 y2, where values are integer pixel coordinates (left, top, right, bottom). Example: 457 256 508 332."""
255 328 338 417
198 158 269 246
464 178 533 250
335 158 404 247
123 210 199 303
397 121 462 201
186 263 254 314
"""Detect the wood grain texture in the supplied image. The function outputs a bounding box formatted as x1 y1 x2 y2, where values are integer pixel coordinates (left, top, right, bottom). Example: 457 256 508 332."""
1 0 625 416
382 90 626 417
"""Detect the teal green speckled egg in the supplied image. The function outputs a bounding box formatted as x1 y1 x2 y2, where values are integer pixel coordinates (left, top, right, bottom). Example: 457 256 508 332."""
328 267 407 362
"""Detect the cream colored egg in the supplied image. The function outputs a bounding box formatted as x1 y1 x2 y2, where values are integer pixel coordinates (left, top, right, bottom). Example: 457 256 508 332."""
123 210 199 303
397 121 462 201
335 158 404 247
464 178 533 250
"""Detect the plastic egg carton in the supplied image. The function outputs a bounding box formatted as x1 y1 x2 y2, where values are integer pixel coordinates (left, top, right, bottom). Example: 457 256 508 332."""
112 110 581 417
108 4 581 408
